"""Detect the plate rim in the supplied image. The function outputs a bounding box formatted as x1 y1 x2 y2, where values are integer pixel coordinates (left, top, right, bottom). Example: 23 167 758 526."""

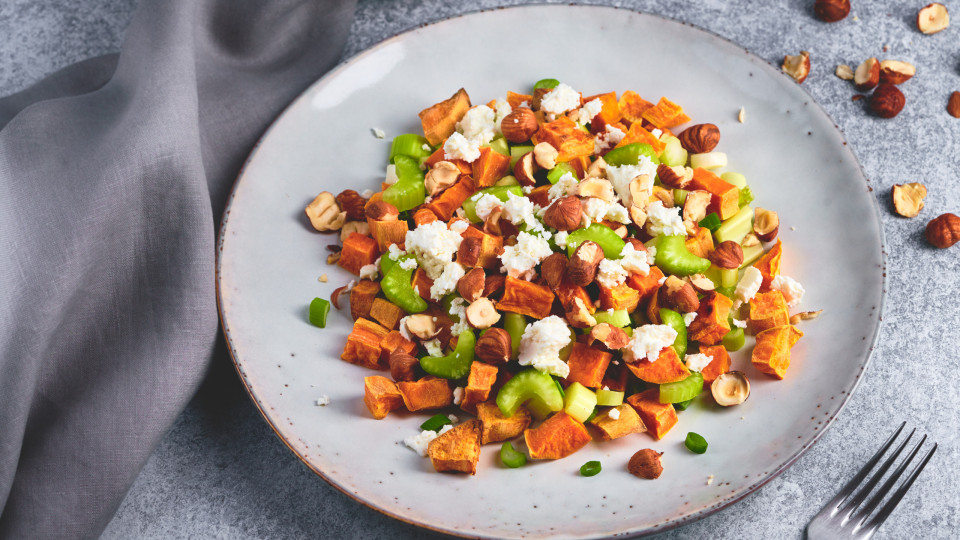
215 4 888 538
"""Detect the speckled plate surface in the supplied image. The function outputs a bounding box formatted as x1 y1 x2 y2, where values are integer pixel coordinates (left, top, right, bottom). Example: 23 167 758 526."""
216 5 885 539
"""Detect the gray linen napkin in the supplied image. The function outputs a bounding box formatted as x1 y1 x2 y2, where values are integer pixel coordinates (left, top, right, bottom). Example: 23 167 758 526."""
0 0 356 537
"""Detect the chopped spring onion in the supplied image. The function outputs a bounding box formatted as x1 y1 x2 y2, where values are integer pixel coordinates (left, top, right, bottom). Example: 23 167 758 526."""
580 460 602 477
659 372 704 404
698 213 722 232
739 185 755 207
420 414 453 432
685 432 708 454
308 297 330 328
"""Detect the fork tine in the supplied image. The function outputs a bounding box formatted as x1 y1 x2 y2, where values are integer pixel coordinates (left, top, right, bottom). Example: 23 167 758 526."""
838 426 913 519
861 443 938 533
852 434 927 526
816 422 905 517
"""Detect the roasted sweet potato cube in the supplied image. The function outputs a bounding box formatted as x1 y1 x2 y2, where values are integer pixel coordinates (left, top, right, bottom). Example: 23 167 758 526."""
618 90 655 125
524 411 592 460
460 362 499 414
428 419 482 474
556 280 594 311
413 267 434 301
342 318 390 369
398 377 453 411
534 116 594 162
496 276 555 319
688 169 740 221
748 291 791 334
614 121 665 153
752 324 804 379
564 343 612 388
697 345 731 386
419 88 471 146
754 240 782 291
685 226 715 259
641 97 690 129
476 401 532 444
349 279 381 321
379 330 417 366
625 346 690 384
589 404 646 440
369 298 405 330
625 266 664 302
423 145 472 173
600 362 629 392
369 219 408 252
363 375 404 419
626 389 678 440
598 282 641 312
413 207 438 226
688 291 733 345
472 147 512 188
427 176 477 221
582 91 621 125
338 232 380 275
506 91 533 109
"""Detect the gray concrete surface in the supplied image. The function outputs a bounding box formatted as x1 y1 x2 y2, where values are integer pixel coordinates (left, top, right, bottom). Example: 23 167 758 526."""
3 0 958 538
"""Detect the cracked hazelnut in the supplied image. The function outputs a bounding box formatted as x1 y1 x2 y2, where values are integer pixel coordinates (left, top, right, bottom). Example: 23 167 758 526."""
917 3 949 34
925 213 960 249
782 51 811 84
711 371 751 406
500 107 539 143
575 178 616 202
543 197 583 231
753 208 780 242
567 241 605 286
891 183 927 218
465 297 501 329
335 189 368 221
305 192 346 231
678 123 720 154
457 236 482 267
365 200 399 221
947 91 960 118
661 276 700 313
588 323 631 350
868 84 905 118
709 241 745 269
657 164 693 190
513 151 538 186
425 161 461 196
404 314 438 340
565 297 598 328
457 267 486 302
628 449 664 479
389 350 419 382
682 190 712 235
475 328 511 364
835 64 854 80
340 220 371 242
533 142 559 169
854 58 880 92
688 274 715 293
540 252 568 289
790 310 823 325
629 204 647 228
879 60 916 85
814 0 850 22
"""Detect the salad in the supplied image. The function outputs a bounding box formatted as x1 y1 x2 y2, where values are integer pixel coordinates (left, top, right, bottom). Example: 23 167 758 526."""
304 80 815 476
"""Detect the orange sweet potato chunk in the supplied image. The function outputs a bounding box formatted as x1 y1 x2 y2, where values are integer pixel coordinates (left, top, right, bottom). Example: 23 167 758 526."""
615 122 665 153
342 318 390 370
598 282 641 312
748 291 791 334
471 147 512 188
534 116 595 162
413 267 434 301
398 377 453 411
423 145 472 174
379 330 417 366
428 419 482 474
685 226 715 259
625 265 665 302
688 168 740 220
338 232 380 275
688 291 733 345
625 346 691 384
754 240 783 292
626 389 678 440
752 325 804 379
419 88 471 146
349 279 381 321
413 207 438 226
697 345 731 386
363 375 404 419
369 298 405 330
556 281 595 314
476 401 532 444
369 219 408 252
565 343 612 388
496 276 555 319
427 175 477 221
582 92 621 125
618 90 655 125
524 411 592 460
460 362 499 414
641 97 690 129
506 91 533 109
589 403 646 440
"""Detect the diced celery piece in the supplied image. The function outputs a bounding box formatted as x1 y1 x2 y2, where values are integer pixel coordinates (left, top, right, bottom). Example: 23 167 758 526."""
714 206 754 244
690 152 727 170
604 143 659 167
566 224 627 259
673 189 688 205
703 265 723 288
563 383 598 423
674 399 694 411
526 397 555 420
497 368 564 418
723 327 745 351
659 136 687 167
623 326 633 337
503 312 527 359
495 175 519 186
547 162 577 184
500 441 527 468
485 136 510 156
741 244 764 268
716 286 736 299
510 145 534 167
720 267 739 288
462 186 524 222
655 235 711 276
659 308 687 358
558 327 577 361
596 389 624 407
721 172 747 188
659 372 704 404
389 134 431 162
593 309 631 327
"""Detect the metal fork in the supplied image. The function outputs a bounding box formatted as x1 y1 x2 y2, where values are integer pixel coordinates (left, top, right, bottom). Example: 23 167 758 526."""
806 422 937 539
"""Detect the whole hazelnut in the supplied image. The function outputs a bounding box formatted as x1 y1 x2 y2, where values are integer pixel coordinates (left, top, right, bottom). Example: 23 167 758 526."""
500 107 539 143
868 84 906 119
543 197 583 231
814 0 850 23
925 213 960 249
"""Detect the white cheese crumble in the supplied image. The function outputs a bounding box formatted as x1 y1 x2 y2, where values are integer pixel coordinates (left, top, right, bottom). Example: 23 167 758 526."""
578 98 603 125
387 244 404 261
359 264 379 280
371 127 385 139
581 197 630 224
453 386 464 405
315 395 330 406
657 276 667 286
684 353 714 373
457 105 497 146
403 424 454 457
493 98 513 135
594 124 625 154
423 338 444 357
619 242 652 276
384 164 399 185
650 128 663 138
597 258 628 288
771 275 805 307
548 172 579 201
623 324 678 363
443 131 481 163
606 158 656 207
449 220 469 234
405 221 463 279
502 192 544 232
731 318 747 329
553 231 569 249
399 258 418 271
683 311 698 327
518 315 573 378
499 231 553 280
607 407 621 420
473 193 503 222
645 200 686 237
448 297 469 337
540 83 581 116
398 316 413 341
735 266 764 304
430 262 465 300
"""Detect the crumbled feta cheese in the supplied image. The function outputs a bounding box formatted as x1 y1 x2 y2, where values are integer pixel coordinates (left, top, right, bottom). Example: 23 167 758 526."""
683 312 698 327
553 231 569 249
457 105 497 146
398 316 413 341
650 128 663 138
403 424 454 457
771 275 805 307
657 276 667 285
430 262 465 300
359 264 379 280
315 395 330 406
684 353 714 372
449 220 469 234
548 172 579 201
581 198 630 224
594 124 625 154
493 98 512 135
540 83 581 115
606 159 656 207
423 338 443 357
503 192 543 232
623 324 678 363
399 258 418 271
500 231 553 280
578 98 603 125
619 242 651 276
405 221 463 279
731 318 747 329
597 258 628 288
645 200 686 237
448 297 469 336
522 185 534 194
371 127 385 139
735 266 763 304
453 387 464 405
387 244 404 261
443 131 481 162
518 315 573 377
607 407 621 420
422 143 431 152
473 193 503 222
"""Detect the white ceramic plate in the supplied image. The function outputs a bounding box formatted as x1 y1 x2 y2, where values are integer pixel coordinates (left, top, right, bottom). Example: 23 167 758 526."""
217 5 885 538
